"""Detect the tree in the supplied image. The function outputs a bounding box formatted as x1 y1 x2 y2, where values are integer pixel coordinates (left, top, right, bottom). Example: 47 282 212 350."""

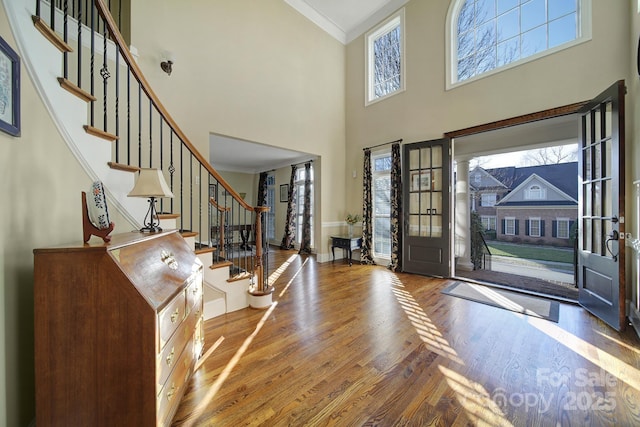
456 0 518 81
522 145 578 166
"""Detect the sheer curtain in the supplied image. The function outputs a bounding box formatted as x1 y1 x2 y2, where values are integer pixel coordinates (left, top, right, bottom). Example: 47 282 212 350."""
298 162 312 254
389 142 402 271
280 165 297 249
361 149 376 264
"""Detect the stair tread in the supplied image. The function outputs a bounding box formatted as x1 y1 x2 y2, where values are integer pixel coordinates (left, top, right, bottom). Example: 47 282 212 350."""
107 162 140 173
228 272 252 282
32 15 73 53
210 260 233 270
195 247 217 255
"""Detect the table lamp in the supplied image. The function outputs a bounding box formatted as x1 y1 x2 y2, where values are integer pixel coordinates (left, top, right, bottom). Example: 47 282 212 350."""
128 168 174 232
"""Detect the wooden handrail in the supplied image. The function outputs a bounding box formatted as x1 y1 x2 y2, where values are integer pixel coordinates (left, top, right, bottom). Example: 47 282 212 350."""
93 0 254 212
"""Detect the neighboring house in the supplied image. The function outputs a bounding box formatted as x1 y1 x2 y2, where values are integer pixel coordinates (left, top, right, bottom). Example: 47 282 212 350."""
470 163 578 247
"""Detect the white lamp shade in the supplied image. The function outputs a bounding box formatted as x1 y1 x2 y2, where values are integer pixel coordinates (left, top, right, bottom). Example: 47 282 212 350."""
128 168 174 198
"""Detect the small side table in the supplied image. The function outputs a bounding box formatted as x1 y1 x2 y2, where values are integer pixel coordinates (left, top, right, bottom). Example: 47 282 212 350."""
331 235 362 266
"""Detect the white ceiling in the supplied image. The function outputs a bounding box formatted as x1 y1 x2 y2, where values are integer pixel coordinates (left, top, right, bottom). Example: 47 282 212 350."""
284 0 410 44
209 134 312 174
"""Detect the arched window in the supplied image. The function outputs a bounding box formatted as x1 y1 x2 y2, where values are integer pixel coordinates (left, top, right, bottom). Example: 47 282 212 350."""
447 0 591 86
525 184 546 200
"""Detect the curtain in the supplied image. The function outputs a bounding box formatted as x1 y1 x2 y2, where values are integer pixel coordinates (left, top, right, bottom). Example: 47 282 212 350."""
280 165 297 249
298 162 312 255
389 142 402 271
361 149 376 264
256 172 268 248
257 172 268 206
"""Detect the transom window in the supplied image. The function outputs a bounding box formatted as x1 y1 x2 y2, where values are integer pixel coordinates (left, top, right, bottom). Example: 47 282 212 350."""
365 9 405 105
449 0 591 85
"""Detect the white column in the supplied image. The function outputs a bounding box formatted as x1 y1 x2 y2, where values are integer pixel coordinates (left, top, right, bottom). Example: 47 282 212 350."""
455 158 474 271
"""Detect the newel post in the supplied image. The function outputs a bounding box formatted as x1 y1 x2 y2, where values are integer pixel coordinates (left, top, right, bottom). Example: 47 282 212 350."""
248 206 274 308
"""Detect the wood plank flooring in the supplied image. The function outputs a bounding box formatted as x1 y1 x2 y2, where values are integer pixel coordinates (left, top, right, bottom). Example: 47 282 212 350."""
172 248 640 426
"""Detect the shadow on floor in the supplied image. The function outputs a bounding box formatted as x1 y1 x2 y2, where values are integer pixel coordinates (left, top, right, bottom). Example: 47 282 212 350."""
456 268 578 301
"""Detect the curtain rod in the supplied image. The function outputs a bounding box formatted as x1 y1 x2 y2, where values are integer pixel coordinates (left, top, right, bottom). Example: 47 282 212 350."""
363 138 403 151
291 159 314 167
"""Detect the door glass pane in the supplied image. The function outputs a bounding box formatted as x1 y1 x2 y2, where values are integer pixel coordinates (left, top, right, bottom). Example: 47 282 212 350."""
419 194 432 214
431 145 442 168
583 147 591 181
409 149 420 170
604 179 612 219
421 148 432 168
593 219 602 256
431 169 442 191
593 108 601 141
583 218 591 252
604 102 612 138
583 115 591 146
431 215 442 238
409 214 420 236
409 193 420 214
594 142 601 179
604 139 612 179
420 215 431 237
584 183 591 216
431 193 443 215
592 182 601 217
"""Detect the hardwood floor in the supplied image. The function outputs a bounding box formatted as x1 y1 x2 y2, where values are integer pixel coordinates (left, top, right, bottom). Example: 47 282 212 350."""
172 248 640 426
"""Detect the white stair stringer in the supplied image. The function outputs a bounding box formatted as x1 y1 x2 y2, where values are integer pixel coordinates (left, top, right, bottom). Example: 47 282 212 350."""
203 286 226 320
4 0 147 229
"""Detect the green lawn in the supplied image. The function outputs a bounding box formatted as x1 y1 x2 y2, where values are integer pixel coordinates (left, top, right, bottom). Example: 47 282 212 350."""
486 241 574 264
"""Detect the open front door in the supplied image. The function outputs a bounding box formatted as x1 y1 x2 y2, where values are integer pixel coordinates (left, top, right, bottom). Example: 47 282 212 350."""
402 138 452 277
577 80 626 331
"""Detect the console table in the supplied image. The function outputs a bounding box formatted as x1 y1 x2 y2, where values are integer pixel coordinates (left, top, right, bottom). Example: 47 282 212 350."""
331 235 362 266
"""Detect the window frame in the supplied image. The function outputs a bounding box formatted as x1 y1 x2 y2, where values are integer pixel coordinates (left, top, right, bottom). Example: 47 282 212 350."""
505 217 516 235
556 217 570 239
445 0 592 89
372 150 392 259
265 173 276 242
365 8 406 106
529 217 541 237
481 215 497 231
481 192 497 207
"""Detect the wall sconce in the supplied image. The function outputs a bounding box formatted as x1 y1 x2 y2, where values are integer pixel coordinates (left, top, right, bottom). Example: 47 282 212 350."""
160 59 173 75
128 168 174 233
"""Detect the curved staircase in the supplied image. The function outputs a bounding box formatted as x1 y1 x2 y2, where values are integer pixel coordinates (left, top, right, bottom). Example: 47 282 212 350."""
5 0 274 318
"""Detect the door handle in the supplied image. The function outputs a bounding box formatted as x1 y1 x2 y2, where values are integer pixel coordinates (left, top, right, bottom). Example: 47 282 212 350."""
605 230 619 262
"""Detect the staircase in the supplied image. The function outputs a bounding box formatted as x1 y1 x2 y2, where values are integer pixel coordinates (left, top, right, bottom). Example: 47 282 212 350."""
6 0 274 318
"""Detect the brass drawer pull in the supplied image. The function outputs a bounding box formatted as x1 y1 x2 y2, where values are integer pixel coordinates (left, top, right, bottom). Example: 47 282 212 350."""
161 250 178 270
166 383 176 401
166 347 175 366
170 308 180 323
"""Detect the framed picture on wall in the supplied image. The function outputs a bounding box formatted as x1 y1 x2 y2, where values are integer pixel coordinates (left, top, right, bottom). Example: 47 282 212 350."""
0 35 20 137
280 184 289 202
411 171 431 191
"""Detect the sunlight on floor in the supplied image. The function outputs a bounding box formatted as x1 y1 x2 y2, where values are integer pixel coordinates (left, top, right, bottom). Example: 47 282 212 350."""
439 365 513 427
276 255 309 297
181 302 279 427
390 274 464 364
472 283 532 316
528 316 640 392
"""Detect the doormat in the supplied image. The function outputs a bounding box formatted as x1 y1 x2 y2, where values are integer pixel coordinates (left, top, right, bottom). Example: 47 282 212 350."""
441 281 559 322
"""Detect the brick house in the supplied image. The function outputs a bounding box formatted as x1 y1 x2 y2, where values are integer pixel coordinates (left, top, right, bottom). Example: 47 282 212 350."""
470 162 578 247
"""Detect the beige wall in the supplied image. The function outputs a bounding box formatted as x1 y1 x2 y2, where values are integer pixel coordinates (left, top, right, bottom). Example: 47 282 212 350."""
0 5 132 425
129 0 346 256
346 0 631 216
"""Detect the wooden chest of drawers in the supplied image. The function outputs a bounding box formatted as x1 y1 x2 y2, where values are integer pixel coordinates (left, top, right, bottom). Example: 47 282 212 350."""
34 231 204 426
